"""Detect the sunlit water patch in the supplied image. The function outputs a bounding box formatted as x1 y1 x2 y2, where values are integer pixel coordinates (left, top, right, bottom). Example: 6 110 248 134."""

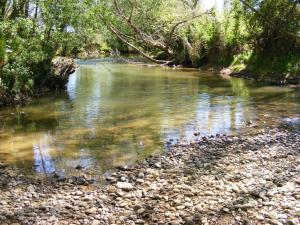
0 60 299 175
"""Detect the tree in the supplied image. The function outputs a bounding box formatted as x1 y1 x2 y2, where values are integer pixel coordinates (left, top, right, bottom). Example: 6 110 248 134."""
0 0 100 104
240 0 300 55
98 0 209 64
0 34 4 66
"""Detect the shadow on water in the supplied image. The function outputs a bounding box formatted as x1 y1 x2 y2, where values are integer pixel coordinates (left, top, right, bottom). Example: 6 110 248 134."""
0 60 299 176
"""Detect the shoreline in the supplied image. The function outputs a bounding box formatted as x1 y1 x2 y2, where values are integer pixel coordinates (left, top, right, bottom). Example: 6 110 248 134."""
218 68 300 87
62 57 300 87
1 127 299 225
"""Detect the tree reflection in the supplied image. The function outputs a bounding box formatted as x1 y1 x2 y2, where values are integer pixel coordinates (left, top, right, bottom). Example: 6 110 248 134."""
0 62 298 175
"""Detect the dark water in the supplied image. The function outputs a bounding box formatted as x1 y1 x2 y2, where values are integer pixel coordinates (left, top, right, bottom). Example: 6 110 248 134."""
0 60 299 175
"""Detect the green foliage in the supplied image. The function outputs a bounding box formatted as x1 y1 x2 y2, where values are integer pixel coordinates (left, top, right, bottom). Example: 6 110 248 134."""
0 35 4 65
0 0 106 104
169 0 253 66
183 10 225 65
98 0 299 83
230 49 253 71
229 78 250 98
1 62 33 93
244 0 300 55
0 18 44 94
1 0 300 106
245 53 300 83
222 0 299 83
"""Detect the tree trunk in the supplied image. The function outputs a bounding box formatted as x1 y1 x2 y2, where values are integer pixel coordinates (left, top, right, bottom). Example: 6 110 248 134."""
25 0 30 17
104 19 170 64
0 34 5 67
0 0 7 19
34 0 39 19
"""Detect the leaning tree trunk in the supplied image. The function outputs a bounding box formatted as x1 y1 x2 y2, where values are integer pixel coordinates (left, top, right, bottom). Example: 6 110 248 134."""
101 0 211 65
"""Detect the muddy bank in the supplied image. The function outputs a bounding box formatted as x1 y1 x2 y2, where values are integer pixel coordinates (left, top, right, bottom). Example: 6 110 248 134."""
0 127 299 225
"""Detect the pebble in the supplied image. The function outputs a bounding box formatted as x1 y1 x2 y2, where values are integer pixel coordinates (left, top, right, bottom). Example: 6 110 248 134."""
0 128 299 225
91 220 100 225
86 208 97 214
268 211 278 220
116 182 134 191
222 207 230 213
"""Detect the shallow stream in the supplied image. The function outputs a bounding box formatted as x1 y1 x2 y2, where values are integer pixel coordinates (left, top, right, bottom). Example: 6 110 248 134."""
0 60 299 175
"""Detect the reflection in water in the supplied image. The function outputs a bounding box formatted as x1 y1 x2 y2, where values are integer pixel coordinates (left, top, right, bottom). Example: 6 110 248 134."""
230 78 250 98
33 134 56 174
0 61 299 175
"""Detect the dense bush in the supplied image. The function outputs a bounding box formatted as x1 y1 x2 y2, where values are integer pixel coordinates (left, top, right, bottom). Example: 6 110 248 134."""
0 0 107 105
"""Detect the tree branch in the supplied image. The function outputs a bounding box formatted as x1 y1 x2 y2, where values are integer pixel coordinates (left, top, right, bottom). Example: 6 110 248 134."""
165 12 210 50
100 15 170 65
112 0 173 55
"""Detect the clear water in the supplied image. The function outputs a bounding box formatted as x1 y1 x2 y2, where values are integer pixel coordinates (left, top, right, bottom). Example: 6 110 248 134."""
0 60 299 175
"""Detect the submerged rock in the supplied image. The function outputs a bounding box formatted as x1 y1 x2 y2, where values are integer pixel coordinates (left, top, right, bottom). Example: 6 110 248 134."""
75 165 84 170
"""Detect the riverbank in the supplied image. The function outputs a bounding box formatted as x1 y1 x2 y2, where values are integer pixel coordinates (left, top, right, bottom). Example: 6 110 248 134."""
110 57 300 86
0 127 299 225
0 57 77 108
222 68 300 86
210 66 299 86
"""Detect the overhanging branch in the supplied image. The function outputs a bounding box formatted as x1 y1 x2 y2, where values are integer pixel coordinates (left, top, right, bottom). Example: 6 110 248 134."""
100 15 170 65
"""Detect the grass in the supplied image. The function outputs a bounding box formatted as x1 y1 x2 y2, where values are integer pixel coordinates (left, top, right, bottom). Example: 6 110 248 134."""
229 51 300 84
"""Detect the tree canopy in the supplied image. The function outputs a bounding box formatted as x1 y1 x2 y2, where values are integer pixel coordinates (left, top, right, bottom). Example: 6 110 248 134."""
0 0 299 105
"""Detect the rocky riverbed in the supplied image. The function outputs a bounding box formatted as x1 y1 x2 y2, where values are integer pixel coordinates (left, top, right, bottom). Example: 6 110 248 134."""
0 128 299 225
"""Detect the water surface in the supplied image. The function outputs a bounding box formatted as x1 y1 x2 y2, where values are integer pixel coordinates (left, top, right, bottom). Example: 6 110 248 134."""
0 60 299 175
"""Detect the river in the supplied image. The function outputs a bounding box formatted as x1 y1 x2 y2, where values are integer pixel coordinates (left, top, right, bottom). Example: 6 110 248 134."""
0 59 299 175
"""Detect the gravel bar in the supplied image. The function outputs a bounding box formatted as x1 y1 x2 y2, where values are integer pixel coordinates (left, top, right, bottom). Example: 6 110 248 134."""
0 128 299 225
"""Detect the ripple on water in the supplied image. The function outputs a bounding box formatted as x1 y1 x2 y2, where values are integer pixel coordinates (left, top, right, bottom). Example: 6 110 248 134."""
0 60 299 175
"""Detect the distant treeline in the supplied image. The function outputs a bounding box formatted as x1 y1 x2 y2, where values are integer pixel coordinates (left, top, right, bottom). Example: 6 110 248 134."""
0 0 299 106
